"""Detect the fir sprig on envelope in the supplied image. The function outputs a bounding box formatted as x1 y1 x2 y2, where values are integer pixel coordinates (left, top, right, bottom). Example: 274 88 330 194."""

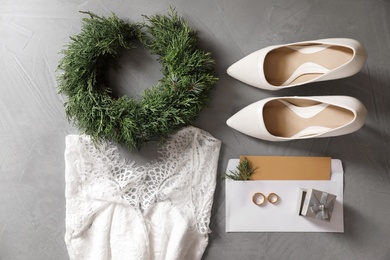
222 157 257 180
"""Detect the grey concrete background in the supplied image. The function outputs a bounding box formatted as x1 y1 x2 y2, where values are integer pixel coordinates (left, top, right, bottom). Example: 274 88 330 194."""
1 0 390 259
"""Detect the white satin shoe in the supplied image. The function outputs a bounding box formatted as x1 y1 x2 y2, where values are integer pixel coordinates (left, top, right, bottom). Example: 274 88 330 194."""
226 96 367 141
227 38 367 90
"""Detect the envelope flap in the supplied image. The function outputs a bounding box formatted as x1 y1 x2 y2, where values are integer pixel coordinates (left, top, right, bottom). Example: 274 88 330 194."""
241 156 331 180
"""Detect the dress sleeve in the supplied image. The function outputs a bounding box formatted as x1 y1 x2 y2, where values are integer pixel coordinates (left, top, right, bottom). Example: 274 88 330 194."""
189 128 222 235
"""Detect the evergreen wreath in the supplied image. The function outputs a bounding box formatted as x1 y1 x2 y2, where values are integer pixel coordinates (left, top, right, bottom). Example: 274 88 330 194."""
57 10 217 149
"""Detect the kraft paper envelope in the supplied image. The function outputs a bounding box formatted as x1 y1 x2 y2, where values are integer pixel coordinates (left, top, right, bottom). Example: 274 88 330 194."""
225 159 344 232
240 156 331 180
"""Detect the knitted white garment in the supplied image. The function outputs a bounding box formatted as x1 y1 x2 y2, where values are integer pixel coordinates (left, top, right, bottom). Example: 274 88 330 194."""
64 127 222 260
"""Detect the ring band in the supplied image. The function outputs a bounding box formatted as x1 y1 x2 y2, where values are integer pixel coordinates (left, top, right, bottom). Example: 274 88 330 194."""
252 192 266 206
267 193 279 204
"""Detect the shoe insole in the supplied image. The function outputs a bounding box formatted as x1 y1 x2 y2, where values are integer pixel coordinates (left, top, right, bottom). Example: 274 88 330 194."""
264 44 353 86
263 99 354 138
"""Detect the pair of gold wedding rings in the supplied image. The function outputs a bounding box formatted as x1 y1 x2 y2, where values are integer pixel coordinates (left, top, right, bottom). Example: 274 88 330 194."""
252 192 279 206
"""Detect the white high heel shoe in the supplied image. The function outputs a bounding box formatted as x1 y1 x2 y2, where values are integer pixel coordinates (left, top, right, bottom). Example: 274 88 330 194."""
227 38 367 90
226 96 367 141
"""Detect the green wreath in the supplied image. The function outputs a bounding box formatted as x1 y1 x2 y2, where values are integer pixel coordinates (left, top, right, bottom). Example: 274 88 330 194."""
57 10 217 149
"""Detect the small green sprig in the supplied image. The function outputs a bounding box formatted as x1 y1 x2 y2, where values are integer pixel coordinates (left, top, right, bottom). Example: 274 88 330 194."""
222 157 257 180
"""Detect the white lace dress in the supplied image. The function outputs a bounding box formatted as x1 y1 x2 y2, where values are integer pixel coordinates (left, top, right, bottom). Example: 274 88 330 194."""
64 127 221 260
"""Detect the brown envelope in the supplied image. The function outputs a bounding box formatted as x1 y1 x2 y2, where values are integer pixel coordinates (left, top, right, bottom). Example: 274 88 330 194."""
240 156 331 180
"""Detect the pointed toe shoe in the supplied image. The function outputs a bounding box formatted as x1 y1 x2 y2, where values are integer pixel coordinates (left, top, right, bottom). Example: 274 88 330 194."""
226 95 367 141
227 38 367 90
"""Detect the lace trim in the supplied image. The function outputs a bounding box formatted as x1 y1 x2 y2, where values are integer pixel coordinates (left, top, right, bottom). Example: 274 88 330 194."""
65 127 221 236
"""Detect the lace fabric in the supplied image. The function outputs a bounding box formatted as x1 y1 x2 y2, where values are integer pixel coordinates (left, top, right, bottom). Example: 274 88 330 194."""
64 127 222 260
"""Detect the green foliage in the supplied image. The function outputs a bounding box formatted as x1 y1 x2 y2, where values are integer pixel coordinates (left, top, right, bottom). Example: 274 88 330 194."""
222 157 257 180
57 10 218 149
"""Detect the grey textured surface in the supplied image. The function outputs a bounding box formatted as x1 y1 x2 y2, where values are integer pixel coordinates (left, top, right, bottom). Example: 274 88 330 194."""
1 0 390 259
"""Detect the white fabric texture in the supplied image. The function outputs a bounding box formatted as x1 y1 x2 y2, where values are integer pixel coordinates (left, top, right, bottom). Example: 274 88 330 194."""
64 127 222 260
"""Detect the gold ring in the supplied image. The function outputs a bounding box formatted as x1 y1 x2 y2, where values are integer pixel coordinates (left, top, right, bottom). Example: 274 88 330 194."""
267 193 279 204
252 192 266 206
